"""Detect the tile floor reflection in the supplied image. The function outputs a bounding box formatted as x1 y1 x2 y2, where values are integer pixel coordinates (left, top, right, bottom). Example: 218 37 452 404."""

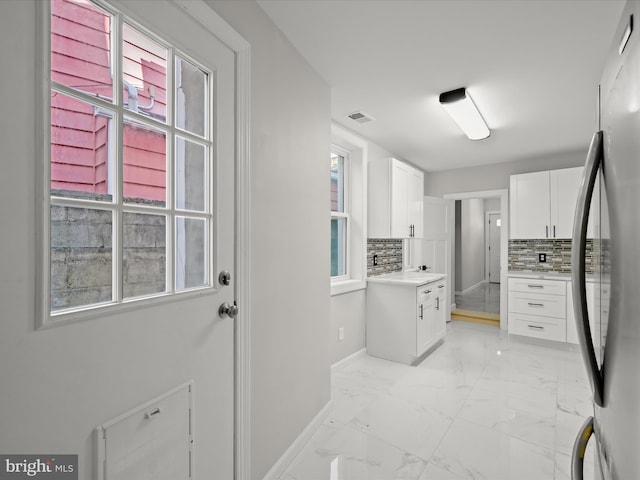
455 282 501 315
278 322 596 480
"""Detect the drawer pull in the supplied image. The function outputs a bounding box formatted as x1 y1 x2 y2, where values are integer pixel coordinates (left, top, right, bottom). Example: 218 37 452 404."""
438 285 445 289
423 290 432 294
145 407 161 419
527 325 545 330
527 302 545 307
527 284 545 289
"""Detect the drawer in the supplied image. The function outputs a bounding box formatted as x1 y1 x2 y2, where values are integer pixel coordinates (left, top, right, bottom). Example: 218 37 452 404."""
508 277 566 296
508 290 566 318
509 313 566 342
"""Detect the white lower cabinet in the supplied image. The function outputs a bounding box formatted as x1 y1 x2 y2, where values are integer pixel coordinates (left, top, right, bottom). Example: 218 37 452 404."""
508 277 567 342
566 280 596 345
367 278 446 365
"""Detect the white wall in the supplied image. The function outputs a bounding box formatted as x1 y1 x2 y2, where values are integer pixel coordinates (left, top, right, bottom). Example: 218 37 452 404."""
208 2 331 478
0 1 331 479
425 149 586 197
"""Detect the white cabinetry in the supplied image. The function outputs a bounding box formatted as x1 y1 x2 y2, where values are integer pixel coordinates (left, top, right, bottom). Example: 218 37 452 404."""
367 277 446 365
369 157 424 239
508 277 567 342
509 167 583 239
566 281 596 345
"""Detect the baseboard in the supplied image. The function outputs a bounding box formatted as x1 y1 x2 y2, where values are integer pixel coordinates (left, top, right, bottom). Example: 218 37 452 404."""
261 400 333 480
331 348 366 373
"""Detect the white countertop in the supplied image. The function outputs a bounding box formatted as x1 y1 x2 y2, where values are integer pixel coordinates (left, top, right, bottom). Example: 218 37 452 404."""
367 271 446 286
508 270 571 280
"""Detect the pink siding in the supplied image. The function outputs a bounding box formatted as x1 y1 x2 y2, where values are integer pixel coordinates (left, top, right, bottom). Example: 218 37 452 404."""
51 0 168 201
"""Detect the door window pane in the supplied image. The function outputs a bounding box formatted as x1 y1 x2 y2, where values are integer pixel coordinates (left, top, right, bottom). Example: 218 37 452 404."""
176 56 207 137
123 24 167 121
123 212 166 299
176 137 206 211
51 205 113 310
331 217 347 277
51 0 113 100
51 92 114 200
176 217 207 290
331 152 345 212
123 119 167 206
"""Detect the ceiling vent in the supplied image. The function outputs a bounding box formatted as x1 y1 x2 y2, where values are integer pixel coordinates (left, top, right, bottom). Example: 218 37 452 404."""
347 110 375 124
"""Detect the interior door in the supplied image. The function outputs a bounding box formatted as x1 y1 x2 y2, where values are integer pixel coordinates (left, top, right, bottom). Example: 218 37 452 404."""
487 212 501 283
107 2 237 477
42 1 238 478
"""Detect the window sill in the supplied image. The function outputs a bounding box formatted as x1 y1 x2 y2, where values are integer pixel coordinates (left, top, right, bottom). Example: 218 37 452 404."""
330 278 366 296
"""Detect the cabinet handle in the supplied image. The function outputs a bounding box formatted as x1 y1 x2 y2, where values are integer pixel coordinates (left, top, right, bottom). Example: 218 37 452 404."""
527 324 545 330
423 289 432 294
419 304 423 319
553 225 556 238
527 284 544 289
438 285 445 289
545 225 549 238
527 302 544 307
436 297 440 311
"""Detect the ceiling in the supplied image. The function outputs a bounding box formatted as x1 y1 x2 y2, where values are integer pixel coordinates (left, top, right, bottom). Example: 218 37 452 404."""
257 0 625 172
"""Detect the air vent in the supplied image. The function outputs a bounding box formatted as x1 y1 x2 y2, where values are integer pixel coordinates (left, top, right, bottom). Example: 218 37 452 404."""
347 110 375 124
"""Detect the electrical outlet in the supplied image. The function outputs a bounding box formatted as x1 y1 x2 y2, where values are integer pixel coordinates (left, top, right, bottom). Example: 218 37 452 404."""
338 327 344 341
539 253 547 263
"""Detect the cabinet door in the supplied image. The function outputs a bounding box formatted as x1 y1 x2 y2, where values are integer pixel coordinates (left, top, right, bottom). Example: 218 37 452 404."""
550 167 583 238
433 282 447 340
416 286 435 356
566 281 595 345
408 168 424 238
510 171 550 239
391 160 410 237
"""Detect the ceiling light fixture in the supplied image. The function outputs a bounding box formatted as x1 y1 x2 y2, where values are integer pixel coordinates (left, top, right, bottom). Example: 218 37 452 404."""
439 87 490 141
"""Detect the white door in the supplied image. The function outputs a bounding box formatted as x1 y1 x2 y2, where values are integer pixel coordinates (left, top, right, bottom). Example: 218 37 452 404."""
391 159 410 237
30 1 236 478
549 166 583 238
97 2 237 477
487 213 501 283
509 171 550 239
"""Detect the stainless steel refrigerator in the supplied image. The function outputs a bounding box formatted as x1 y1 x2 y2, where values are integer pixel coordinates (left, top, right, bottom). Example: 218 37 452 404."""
571 2 640 479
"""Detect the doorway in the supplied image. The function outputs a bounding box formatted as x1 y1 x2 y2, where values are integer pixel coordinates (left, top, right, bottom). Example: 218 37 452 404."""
443 190 508 330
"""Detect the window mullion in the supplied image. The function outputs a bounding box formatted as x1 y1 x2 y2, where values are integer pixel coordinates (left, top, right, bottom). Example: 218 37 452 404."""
167 47 176 294
113 11 124 305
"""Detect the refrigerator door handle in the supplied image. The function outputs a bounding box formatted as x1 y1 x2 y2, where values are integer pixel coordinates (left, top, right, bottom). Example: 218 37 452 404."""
571 130 604 407
571 416 594 480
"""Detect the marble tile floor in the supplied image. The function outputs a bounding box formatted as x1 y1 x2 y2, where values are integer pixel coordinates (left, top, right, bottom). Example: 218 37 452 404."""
455 282 501 315
278 322 596 480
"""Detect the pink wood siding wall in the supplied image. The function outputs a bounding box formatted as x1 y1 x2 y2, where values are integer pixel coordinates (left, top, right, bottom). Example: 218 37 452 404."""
50 0 167 202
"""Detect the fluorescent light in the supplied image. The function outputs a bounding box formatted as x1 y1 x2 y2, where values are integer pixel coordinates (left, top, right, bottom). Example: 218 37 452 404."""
439 88 490 140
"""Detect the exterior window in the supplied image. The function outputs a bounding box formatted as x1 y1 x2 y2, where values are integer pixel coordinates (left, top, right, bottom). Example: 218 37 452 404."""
46 0 213 317
331 147 350 278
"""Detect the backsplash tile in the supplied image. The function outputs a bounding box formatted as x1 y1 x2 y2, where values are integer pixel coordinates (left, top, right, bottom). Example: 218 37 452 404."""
508 239 595 274
367 239 403 276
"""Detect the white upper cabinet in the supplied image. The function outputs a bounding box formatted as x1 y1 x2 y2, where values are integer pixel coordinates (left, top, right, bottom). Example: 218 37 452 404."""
369 158 424 239
550 167 583 238
509 166 583 239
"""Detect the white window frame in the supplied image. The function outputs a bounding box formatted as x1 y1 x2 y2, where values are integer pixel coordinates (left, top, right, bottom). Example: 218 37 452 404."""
37 0 218 327
330 124 367 296
331 145 351 281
